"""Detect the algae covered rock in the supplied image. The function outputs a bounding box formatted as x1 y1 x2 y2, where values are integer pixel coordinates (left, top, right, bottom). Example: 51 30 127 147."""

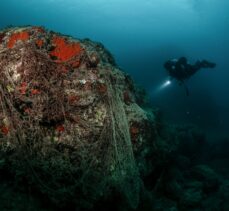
190 164 220 193
0 26 157 209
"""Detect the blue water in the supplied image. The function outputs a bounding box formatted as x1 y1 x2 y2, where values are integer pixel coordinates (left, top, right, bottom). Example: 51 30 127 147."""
1 0 229 138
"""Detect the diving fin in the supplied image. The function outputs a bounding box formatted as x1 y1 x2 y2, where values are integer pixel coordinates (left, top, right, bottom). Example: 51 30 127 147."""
201 60 216 68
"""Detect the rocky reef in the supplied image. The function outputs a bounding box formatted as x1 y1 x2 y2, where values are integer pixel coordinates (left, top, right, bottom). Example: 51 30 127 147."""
0 26 228 210
0 26 157 210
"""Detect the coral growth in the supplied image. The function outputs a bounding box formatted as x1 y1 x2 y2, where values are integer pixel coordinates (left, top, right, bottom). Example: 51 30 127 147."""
7 31 30 48
49 36 82 62
35 39 44 48
0 125 9 135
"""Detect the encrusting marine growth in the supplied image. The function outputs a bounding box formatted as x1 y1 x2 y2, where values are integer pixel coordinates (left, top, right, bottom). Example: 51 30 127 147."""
0 26 156 210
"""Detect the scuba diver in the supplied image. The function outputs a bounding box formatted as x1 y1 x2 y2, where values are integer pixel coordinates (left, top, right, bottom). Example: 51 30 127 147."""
164 57 216 96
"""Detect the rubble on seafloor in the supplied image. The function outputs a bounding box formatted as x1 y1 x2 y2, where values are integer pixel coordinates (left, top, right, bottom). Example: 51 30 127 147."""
0 26 228 211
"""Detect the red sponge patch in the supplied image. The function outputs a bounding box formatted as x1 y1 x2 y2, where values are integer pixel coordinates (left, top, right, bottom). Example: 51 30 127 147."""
7 31 30 48
50 36 82 62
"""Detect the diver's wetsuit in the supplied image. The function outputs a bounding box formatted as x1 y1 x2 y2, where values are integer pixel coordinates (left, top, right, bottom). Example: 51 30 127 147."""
164 57 216 95
164 57 216 82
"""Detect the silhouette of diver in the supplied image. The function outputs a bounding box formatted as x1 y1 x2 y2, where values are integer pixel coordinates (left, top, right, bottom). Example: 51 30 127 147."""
164 57 216 96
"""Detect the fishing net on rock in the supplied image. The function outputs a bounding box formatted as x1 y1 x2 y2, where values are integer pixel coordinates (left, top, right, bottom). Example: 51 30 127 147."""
0 26 154 209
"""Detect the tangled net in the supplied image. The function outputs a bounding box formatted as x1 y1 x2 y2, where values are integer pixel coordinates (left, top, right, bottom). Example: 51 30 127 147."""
0 26 154 209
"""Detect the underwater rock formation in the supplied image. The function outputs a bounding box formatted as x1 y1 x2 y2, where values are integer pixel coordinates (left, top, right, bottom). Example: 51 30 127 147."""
0 26 228 211
0 26 156 210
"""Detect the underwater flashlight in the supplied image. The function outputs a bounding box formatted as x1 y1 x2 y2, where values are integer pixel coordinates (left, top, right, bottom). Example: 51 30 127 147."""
150 79 172 97
164 80 171 87
159 79 172 90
